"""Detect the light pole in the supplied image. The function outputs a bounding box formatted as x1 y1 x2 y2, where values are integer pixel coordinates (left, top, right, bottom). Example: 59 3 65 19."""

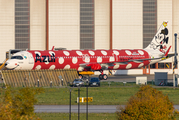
86 78 89 120
67 86 73 120
78 86 80 120
173 33 178 88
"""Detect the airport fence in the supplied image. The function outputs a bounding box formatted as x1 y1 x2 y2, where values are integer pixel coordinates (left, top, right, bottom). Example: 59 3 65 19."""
0 69 79 87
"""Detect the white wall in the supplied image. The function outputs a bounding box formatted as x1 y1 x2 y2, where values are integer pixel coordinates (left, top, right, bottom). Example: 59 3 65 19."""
30 0 46 50
113 69 143 75
49 0 80 50
0 0 14 62
172 0 179 73
112 0 143 49
172 0 179 34
95 0 110 49
150 69 173 74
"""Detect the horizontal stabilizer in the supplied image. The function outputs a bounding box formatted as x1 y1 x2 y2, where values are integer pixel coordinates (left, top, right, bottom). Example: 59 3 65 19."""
167 52 177 57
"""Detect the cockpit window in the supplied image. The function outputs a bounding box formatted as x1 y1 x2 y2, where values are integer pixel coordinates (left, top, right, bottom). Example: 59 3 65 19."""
11 56 23 60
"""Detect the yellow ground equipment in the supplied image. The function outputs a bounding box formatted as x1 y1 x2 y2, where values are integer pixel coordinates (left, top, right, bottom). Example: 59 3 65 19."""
0 49 22 70
79 71 94 76
0 59 8 70
78 71 94 79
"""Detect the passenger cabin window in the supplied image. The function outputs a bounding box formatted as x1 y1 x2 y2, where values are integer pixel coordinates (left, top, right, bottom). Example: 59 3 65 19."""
11 56 23 60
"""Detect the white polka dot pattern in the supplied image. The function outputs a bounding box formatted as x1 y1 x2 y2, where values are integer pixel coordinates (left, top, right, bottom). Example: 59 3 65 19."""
76 51 83 56
113 64 119 69
101 51 107 55
35 51 41 56
72 57 78 64
35 65 41 70
113 50 119 55
88 51 95 55
49 65 55 69
138 50 144 55
126 64 132 69
63 51 70 56
97 57 102 62
125 50 132 55
138 63 144 68
49 51 55 56
78 67 84 71
45 59 49 64
109 57 115 62
84 57 90 63
64 65 70 69
59 57 64 64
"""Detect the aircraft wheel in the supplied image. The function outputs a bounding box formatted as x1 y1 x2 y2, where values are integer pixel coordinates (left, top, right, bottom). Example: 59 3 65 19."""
99 74 103 80
103 74 108 80
79 74 83 79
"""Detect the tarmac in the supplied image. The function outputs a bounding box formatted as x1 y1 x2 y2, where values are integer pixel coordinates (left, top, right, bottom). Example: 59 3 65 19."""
34 105 179 113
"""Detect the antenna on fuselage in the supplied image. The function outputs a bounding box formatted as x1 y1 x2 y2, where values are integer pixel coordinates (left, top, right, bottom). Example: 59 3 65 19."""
51 46 55 50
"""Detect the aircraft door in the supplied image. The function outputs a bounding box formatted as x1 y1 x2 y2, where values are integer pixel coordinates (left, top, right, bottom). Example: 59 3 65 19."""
28 53 34 64
112 53 118 61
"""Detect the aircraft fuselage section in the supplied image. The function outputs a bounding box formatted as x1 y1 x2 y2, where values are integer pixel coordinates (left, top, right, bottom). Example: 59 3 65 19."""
35 53 55 63
27 49 150 71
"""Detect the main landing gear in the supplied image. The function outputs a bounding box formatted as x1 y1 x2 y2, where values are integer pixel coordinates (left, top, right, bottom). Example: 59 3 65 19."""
99 70 108 80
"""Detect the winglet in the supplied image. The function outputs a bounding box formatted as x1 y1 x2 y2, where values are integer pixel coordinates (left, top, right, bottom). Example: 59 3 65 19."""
51 46 55 50
164 46 171 57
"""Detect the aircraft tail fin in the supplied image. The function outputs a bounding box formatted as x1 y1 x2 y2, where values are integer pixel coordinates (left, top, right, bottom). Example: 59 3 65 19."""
145 21 169 54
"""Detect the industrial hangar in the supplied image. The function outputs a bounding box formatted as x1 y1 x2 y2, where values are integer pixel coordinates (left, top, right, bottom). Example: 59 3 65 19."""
0 0 179 75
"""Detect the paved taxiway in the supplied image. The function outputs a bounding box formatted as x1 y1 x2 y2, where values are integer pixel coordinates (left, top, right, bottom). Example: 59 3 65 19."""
99 74 174 83
34 105 179 113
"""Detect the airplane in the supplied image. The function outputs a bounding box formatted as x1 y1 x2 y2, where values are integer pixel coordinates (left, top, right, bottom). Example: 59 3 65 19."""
5 21 173 80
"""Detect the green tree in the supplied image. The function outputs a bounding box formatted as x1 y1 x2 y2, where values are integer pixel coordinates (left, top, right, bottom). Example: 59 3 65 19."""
0 87 44 120
117 85 175 120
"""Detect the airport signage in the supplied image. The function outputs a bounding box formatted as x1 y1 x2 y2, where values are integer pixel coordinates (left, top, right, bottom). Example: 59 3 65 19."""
77 97 93 103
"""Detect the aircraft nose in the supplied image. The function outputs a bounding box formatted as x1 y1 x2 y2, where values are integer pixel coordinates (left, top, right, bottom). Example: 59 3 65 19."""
4 61 18 69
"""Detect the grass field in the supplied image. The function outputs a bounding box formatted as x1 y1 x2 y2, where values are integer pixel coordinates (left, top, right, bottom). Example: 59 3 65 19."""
35 86 139 105
34 85 179 120
34 85 179 105
1 84 179 119
1 83 179 105
35 113 117 120
35 112 179 120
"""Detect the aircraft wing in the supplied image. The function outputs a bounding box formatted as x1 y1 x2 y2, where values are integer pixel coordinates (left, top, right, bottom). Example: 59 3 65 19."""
80 61 131 70
79 55 174 70
128 57 162 62
129 46 173 62
79 47 175 70
128 52 175 63
167 52 176 57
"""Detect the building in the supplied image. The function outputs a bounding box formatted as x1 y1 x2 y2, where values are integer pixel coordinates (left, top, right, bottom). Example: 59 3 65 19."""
0 0 179 75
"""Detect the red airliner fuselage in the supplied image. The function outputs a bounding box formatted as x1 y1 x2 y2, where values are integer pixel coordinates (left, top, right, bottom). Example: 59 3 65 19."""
29 49 150 70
